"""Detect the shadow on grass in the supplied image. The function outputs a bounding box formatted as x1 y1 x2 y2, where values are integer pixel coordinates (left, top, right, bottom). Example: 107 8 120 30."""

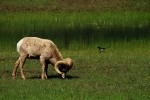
30 75 80 80
0 70 79 80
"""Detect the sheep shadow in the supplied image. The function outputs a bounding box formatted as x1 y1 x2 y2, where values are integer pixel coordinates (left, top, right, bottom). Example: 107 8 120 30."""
30 75 80 80
49 75 80 79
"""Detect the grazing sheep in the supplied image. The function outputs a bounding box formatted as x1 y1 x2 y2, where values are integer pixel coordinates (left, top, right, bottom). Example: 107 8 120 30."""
12 37 73 80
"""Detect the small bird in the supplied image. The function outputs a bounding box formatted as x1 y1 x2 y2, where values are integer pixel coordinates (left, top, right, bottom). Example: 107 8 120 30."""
98 46 111 53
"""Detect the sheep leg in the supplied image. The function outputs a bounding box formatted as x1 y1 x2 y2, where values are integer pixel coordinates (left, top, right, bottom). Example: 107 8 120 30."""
19 54 27 80
12 59 20 79
45 62 48 77
40 57 47 79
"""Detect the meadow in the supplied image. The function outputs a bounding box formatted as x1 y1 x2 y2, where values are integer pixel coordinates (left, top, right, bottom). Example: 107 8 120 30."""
0 0 150 99
0 47 150 100
0 12 150 100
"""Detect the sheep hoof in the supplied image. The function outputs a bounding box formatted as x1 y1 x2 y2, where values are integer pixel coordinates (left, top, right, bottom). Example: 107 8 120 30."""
12 74 16 80
22 77 26 80
41 75 46 80
22 76 26 80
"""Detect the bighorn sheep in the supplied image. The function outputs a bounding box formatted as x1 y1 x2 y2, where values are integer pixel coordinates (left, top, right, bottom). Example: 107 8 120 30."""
12 37 73 80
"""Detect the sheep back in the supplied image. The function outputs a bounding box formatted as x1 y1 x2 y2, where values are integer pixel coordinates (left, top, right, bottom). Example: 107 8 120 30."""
17 37 62 60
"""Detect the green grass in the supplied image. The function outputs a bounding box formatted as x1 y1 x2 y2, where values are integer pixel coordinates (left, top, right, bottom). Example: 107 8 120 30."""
0 4 150 99
0 12 150 51
0 44 150 100
1 12 149 30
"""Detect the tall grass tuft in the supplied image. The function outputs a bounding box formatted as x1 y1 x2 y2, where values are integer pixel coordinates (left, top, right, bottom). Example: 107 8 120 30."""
0 12 150 51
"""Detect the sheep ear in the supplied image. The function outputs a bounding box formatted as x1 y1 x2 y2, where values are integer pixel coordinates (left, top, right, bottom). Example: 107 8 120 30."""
64 58 73 68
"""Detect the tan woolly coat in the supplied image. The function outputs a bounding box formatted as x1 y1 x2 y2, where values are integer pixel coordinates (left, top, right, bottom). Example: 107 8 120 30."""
17 37 63 65
12 37 73 80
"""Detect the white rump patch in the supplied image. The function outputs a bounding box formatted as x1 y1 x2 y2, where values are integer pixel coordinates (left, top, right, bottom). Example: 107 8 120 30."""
17 39 23 53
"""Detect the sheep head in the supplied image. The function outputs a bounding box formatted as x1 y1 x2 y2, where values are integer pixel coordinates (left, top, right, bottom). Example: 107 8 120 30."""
54 58 73 78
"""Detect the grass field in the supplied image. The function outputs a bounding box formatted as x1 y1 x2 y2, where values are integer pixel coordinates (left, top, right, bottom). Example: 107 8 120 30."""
0 0 150 100
0 46 150 100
